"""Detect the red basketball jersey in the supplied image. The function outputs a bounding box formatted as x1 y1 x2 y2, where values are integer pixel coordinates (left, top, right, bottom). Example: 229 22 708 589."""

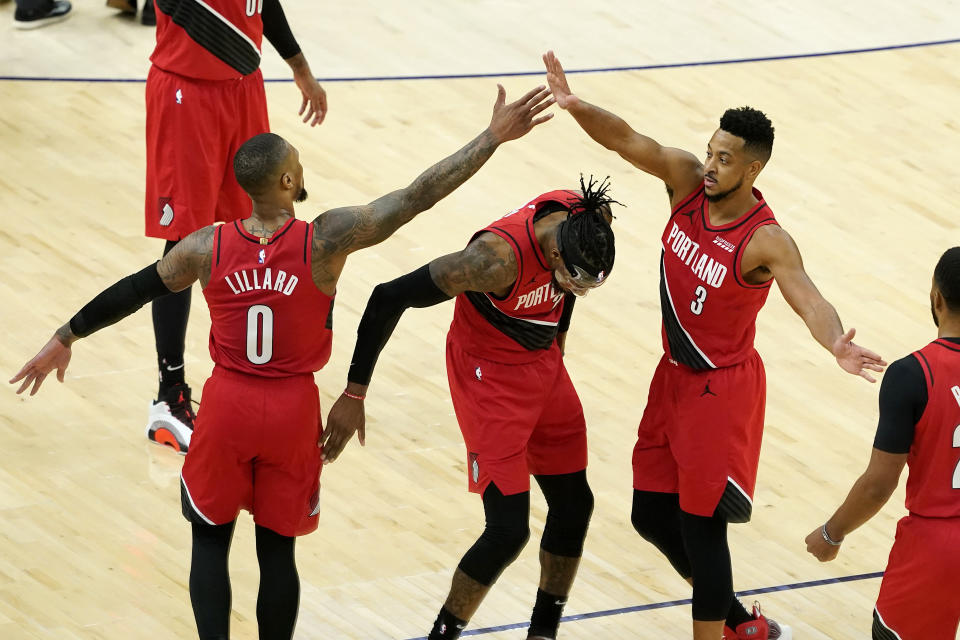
204 218 333 376
152 0 264 81
448 190 579 364
659 185 778 369
907 339 960 518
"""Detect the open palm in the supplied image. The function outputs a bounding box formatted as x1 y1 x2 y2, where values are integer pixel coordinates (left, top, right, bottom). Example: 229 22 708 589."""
542 50 579 110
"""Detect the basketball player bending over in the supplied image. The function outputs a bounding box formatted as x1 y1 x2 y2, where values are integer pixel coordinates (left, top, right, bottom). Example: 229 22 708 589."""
807 247 960 640
322 179 617 640
10 84 554 640
544 50 886 640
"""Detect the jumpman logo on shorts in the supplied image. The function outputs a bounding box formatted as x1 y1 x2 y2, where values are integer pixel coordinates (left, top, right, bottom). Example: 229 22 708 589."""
700 380 717 397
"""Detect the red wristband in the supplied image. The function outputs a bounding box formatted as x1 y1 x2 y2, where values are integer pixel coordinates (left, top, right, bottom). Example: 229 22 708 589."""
342 390 365 401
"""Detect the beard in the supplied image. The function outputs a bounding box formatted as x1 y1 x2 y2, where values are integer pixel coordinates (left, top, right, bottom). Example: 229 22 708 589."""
295 186 308 203
931 299 940 327
705 177 743 203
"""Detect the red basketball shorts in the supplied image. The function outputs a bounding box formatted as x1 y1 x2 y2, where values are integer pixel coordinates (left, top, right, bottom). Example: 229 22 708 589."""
180 366 323 537
632 351 766 520
874 515 960 639
446 338 588 497
144 65 269 241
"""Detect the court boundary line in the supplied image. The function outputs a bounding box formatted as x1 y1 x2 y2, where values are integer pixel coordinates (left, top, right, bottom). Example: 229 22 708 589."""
2 38 958 83
401 571 885 639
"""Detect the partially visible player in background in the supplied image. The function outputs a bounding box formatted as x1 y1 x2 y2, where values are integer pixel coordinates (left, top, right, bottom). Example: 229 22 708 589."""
806 247 960 640
544 50 886 640
145 0 328 455
9 84 554 639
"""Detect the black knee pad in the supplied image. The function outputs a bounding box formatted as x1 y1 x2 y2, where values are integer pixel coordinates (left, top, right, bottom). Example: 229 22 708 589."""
537 471 594 557
458 484 530 586
630 490 692 577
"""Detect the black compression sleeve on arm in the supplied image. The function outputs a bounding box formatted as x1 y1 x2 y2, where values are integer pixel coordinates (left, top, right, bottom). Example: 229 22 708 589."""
69 262 171 338
347 264 452 386
262 0 301 60
873 355 926 454
557 293 576 333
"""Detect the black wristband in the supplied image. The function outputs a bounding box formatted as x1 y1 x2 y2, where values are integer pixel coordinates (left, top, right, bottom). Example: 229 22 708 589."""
347 264 451 386
69 262 171 338
557 292 576 333
262 0 301 60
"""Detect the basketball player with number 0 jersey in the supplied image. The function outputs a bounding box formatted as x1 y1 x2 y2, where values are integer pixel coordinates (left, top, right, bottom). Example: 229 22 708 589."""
544 50 887 639
807 247 960 640
10 83 555 638
144 0 328 456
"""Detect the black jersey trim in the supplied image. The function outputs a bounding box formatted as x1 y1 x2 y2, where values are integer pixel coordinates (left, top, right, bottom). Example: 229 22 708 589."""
324 297 334 330
872 608 902 640
670 184 705 217
659 251 714 370
302 222 310 263
464 290 559 351
215 224 223 266
714 478 753 523
526 218 550 271
155 0 261 76
934 339 960 354
915 350 934 388
732 218 778 289
233 218 297 246
702 201 771 233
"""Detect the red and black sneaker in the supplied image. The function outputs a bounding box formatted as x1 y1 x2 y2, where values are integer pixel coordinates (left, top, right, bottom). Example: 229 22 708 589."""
146 383 196 455
725 603 792 639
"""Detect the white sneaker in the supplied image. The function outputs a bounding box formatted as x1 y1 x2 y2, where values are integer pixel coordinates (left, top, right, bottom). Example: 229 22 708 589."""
146 383 195 455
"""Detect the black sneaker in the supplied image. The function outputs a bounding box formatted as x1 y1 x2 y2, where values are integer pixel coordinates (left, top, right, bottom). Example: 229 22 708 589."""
141 0 155 26
14 0 72 29
146 383 196 455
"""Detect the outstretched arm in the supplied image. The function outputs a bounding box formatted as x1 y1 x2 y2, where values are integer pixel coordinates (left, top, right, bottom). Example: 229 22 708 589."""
543 50 702 200
9 227 213 396
308 84 553 293
319 234 517 462
748 225 887 381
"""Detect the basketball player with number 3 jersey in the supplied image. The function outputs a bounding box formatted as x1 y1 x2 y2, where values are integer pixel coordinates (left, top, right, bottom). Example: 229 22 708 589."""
807 247 960 640
544 50 887 639
10 83 555 637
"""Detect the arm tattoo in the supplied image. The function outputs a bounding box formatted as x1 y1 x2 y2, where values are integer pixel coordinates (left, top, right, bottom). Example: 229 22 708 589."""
157 226 215 291
310 128 500 270
432 234 517 297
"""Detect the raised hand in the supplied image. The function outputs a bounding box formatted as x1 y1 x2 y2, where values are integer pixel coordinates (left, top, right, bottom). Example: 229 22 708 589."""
10 331 73 396
487 83 555 144
832 327 887 382
319 392 366 463
543 50 579 110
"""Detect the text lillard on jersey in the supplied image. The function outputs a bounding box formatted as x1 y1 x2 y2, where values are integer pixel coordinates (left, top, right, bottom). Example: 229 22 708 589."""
223 267 300 296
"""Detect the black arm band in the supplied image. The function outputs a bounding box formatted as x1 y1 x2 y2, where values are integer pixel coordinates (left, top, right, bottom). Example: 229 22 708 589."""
262 0 302 60
347 264 452 386
68 262 171 338
557 293 576 333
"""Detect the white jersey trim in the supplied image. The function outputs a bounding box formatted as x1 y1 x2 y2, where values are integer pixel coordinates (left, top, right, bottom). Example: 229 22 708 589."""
727 476 753 506
873 607 904 640
481 292 560 327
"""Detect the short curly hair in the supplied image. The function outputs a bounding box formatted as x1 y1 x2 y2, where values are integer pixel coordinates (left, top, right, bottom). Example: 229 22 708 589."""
233 132 290 195
934 247 960 312
719 106 774 164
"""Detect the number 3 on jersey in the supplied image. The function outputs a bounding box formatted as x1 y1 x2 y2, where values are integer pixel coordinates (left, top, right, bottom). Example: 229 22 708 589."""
247 304 273 364
690 285 707 315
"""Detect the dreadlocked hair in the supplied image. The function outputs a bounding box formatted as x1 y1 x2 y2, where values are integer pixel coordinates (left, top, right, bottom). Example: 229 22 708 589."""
563 175 619 275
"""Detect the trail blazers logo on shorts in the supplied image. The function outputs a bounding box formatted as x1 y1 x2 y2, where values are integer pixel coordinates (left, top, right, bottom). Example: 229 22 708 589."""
469 452 479 483
158 198 174 226
307 484 321 517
